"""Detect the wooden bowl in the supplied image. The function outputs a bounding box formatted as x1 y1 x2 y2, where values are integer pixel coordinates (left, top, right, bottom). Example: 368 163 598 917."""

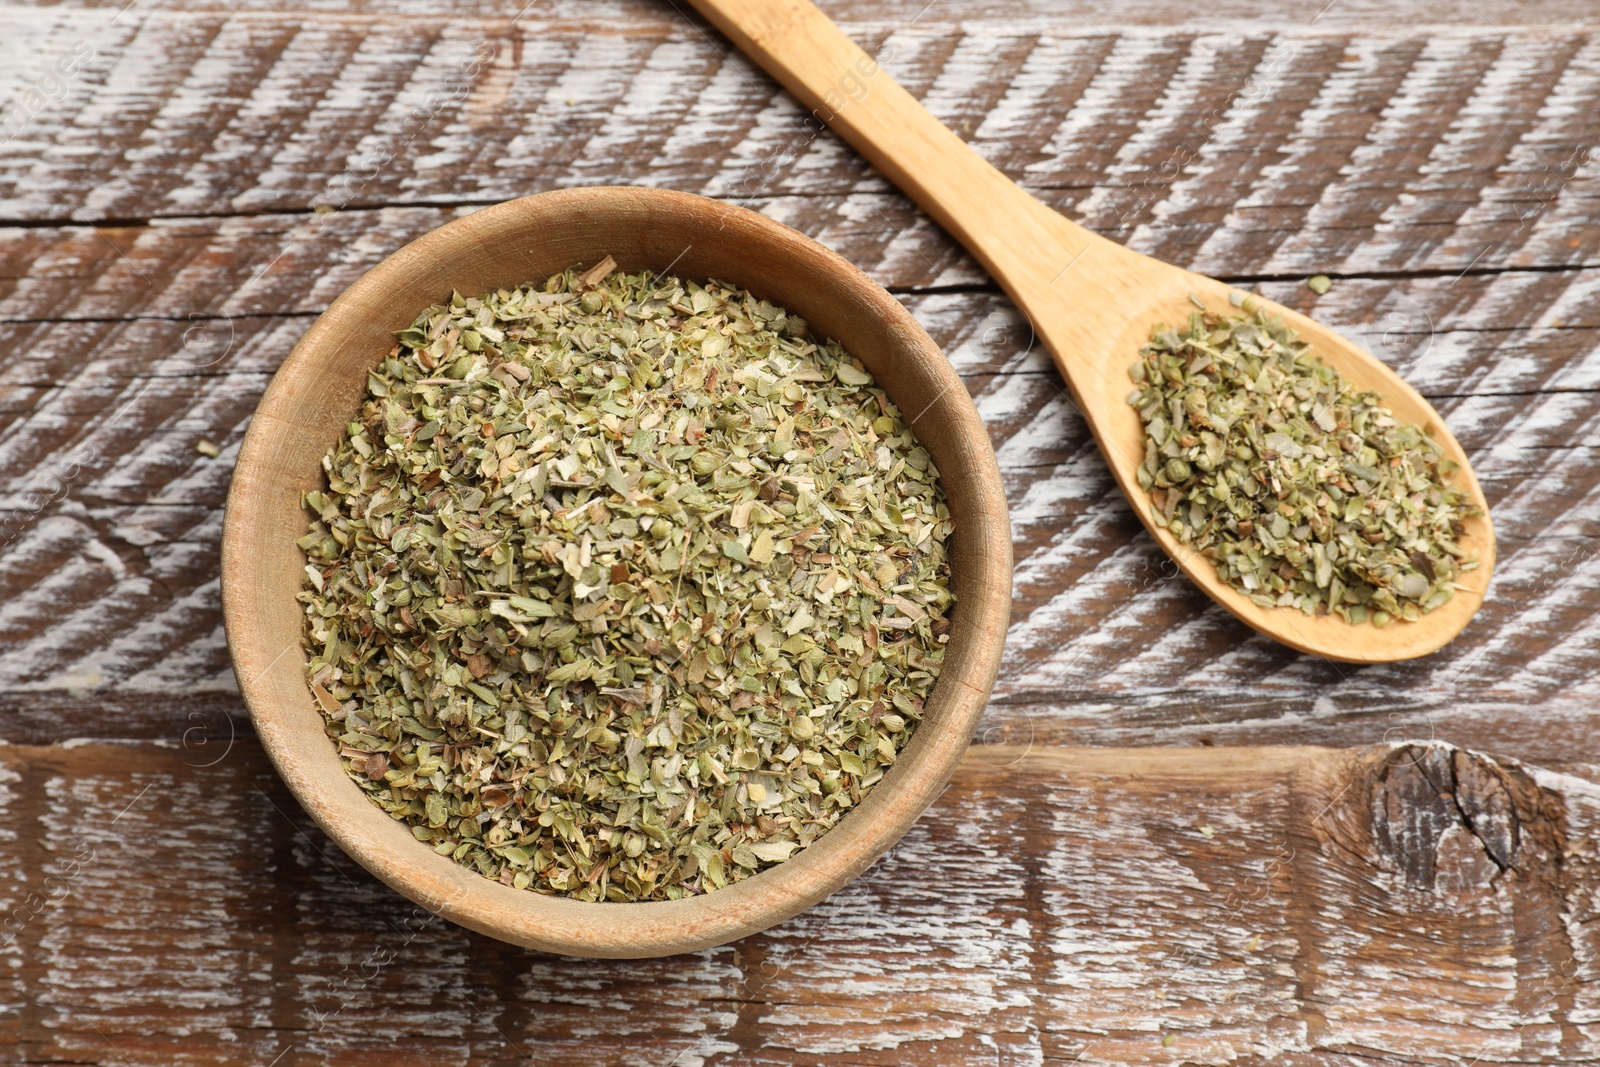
221 186 1011 958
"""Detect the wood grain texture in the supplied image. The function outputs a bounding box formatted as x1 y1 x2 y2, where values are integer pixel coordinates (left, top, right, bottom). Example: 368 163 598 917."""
7 0 1600 27
687 0 1495 662
0 738 1596 1065
2 6 1598 752
3 0 1600 1056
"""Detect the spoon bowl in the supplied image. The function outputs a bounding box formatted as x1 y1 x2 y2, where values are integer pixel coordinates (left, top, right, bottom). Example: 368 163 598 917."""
690 0 1494 662
222 186 1011 957
1082 265 1493 661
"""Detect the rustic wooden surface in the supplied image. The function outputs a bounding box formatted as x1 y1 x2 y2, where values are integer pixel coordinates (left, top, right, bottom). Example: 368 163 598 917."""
686 0 1497 664
2 0 1599 1061
6 741 1600 1065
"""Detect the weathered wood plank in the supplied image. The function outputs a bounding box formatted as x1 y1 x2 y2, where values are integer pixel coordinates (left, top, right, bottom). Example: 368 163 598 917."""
1 13 1598 757
2 5 1599 1058
1 211 1598 756
2 11 1597 279
0 214 1593 758
12 0 1600 20
0 739 1595 1065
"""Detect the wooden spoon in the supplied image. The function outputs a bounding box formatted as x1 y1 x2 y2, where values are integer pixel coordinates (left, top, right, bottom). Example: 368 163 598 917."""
687 0 1495 663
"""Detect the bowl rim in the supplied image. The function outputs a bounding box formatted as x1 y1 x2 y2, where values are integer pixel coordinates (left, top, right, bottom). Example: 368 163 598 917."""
221 186 1011 957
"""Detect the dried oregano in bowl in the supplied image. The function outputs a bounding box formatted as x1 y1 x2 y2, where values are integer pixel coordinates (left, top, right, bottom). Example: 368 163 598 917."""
298 262 953 902
1128 301 1481 626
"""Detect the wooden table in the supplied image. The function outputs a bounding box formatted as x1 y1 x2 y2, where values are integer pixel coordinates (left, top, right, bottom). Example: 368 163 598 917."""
3 0 1598 1062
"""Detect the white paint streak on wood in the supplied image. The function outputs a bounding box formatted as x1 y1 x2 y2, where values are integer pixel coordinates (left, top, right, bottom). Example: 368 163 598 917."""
699 86 812 203
978 34 1102 146
356 39 462 196
1 741 1596 1061
915 21 1022 133
654 52 772 186
1429 38 1600 266
201 23 363 212
1117 33 1264 254
0 10 1597 757
565 37 706 184
89 18 243 216
751 790 1039 1056
1372 38 1570 267
1191 41 1390 274
1272 36 1485 273
0 9 73 118
829 191 950 289
1037 35 1183 221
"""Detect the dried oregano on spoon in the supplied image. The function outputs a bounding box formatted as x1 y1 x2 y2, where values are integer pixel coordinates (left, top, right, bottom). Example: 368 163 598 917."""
1128 301 1481 626
298 262 953 901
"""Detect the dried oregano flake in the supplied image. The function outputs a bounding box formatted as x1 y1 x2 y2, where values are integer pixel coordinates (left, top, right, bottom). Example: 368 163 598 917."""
1128 303 1481 627
299 263 954 901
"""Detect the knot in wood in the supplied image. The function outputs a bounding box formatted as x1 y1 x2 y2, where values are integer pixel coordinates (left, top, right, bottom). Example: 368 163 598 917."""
1366 742 1557 892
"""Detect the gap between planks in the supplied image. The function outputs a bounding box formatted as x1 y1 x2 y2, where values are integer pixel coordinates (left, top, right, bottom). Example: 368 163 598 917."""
0 737 1596 1065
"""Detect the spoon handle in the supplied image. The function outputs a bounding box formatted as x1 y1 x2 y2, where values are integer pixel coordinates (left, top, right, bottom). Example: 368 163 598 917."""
685 0 1124 317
